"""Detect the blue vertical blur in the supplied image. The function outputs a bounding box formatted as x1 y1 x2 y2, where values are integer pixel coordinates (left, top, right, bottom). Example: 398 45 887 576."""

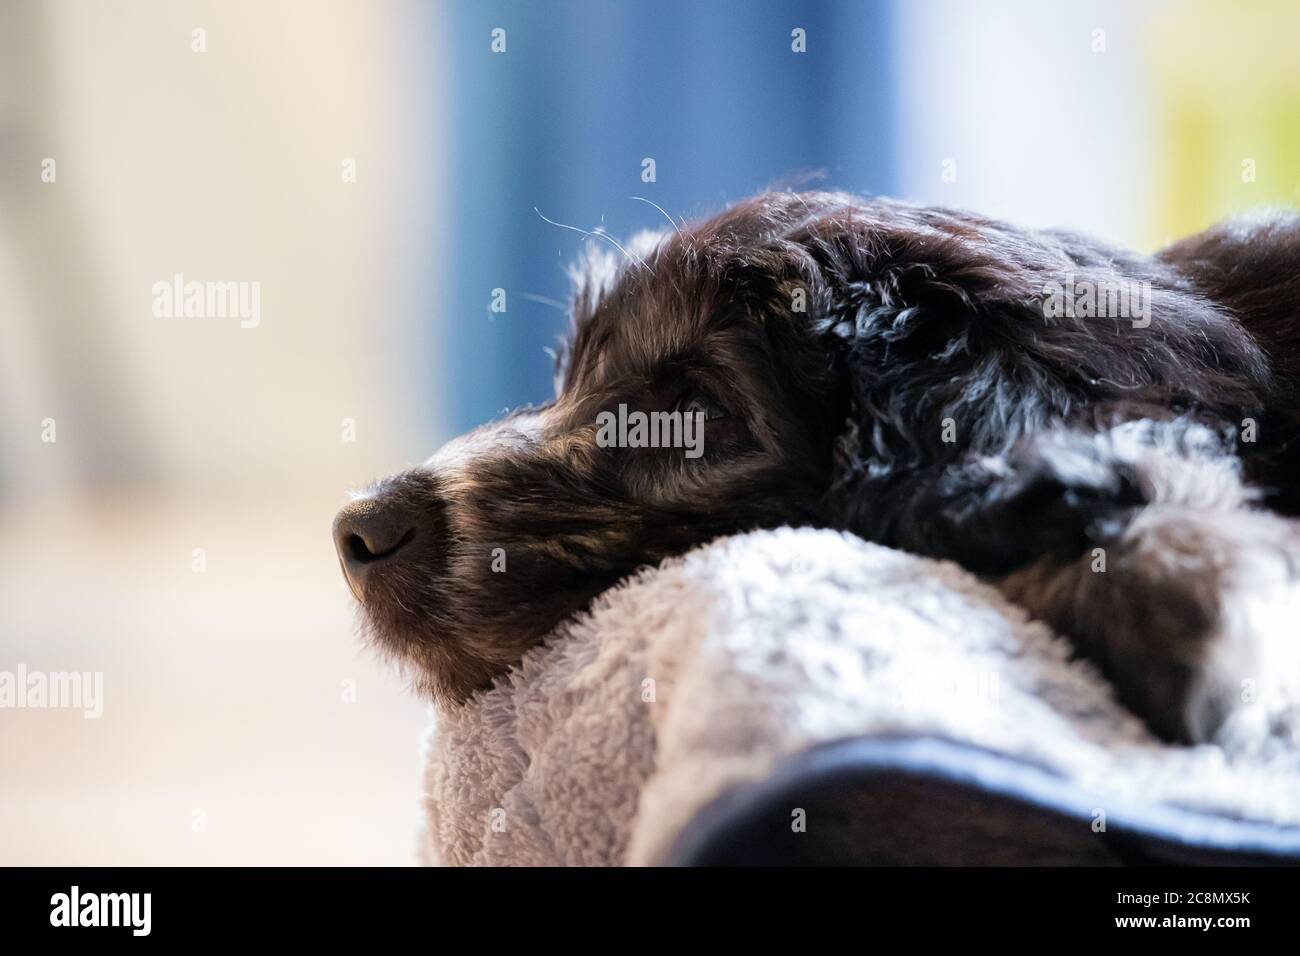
441 0 897 435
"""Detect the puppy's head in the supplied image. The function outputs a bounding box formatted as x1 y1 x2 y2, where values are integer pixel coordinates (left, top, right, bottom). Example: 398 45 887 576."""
332 190 1028 702
333 193 863 702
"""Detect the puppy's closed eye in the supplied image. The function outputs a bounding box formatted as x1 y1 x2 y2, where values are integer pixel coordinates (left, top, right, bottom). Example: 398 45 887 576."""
675 391 729 421
672 388 758 462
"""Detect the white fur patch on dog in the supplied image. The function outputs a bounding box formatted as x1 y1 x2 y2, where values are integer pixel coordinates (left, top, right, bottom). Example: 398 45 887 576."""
421 527 1300 866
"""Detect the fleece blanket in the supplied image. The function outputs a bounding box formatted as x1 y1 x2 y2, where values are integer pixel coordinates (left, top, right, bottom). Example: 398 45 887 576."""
421 528 1300 866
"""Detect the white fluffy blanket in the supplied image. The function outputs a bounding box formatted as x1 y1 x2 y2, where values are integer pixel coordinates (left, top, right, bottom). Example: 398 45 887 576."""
421 528 1300 866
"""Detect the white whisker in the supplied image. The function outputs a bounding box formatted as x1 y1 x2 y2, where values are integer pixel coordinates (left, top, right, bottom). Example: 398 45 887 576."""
629 195 684 238
534 207 653 274
519 292 569 313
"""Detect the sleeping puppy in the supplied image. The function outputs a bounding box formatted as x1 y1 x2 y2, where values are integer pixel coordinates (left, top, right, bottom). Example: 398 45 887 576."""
333 191 1300 745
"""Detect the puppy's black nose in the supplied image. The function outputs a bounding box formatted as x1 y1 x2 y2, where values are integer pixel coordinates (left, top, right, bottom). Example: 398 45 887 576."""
332 498 417 598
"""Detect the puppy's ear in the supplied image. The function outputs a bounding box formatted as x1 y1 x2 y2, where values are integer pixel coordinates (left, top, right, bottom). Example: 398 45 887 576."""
785 202 1047 477
786 199 1269 481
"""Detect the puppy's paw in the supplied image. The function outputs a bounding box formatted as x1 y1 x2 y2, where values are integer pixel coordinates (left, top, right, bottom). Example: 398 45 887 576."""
1184 642 1300 754
970 419 1248 573
1178 519 1300 751
1004 504 1300 751
959 430 1148 573
997 431 1147 550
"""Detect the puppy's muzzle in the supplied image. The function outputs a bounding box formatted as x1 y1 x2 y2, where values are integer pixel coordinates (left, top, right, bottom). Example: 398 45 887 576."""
332 496 418 601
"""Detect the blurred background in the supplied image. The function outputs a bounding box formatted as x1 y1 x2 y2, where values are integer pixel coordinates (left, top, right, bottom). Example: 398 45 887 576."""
1 0 1296 864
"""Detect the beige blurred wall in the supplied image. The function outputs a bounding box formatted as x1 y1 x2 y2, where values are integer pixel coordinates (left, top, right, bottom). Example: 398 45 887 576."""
0 0 448 866
0 0 447 504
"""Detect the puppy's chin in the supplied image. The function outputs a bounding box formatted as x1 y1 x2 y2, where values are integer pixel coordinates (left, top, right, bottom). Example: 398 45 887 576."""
351 573 595 705
355 606 506 705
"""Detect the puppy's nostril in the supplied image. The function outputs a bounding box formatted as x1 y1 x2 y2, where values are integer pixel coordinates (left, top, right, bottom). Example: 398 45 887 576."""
332 495 423 598
346 528 415 564
346 533 375 563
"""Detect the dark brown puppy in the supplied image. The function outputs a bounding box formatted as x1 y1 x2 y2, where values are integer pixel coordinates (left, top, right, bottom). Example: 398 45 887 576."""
334 192 1300 741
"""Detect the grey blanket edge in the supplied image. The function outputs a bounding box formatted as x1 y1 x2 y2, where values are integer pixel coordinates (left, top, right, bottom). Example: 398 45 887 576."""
664 735 1300 866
